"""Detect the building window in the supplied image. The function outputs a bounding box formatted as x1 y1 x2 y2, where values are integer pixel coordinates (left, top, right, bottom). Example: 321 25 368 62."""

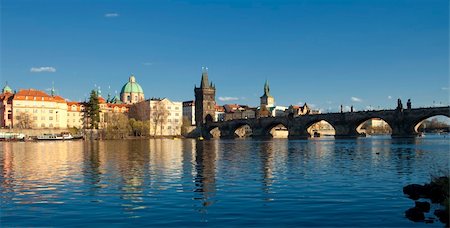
175 113 179 116
135 96 137 101
168 126 171 129
175 107 179 110
49 124 53 128
127 95 130 101
41 123 45 127
175 119 179 123
49 110 53 113
168 106 171 110
49 117 53 120
33 116 37 120
41 116 45 120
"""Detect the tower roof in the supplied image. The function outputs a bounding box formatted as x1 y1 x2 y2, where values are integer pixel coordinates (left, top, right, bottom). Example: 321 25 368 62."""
2 83 12 94
200 71 209 88
120 75 144 94
261 80 272 98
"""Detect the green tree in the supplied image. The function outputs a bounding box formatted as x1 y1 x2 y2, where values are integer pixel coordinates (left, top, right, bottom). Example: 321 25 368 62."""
86 90 100 129
105 113 131 139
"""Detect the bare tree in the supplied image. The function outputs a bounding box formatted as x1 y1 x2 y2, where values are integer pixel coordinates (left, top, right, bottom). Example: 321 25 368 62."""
15 112 34 129
151 101 169 136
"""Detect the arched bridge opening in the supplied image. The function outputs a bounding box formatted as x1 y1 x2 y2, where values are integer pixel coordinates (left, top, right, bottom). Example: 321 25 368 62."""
414 115 450 135
306 120 335 138
356 118 392 137
266 123 289 139
233 123 253 138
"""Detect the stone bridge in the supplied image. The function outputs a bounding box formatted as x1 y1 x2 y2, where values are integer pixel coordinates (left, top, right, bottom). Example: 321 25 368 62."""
203 106 450 139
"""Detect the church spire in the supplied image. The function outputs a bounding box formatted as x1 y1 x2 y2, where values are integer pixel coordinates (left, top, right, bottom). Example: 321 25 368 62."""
51 81 56 97
264 80 270 96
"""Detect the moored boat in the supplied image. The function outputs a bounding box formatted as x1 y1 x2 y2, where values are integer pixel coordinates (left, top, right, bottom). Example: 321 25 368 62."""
0 132 26 141
37 132 75 140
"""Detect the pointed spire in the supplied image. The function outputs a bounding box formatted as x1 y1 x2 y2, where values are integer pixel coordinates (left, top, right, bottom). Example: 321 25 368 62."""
264 80 270 96
200 67 210 88
51 81 55 97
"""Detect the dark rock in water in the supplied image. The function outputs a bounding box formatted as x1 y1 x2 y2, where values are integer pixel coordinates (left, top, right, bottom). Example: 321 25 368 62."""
423 183 446 203
405 207 425 222
414 201 430 212
403 184 425 200
434 209 449 225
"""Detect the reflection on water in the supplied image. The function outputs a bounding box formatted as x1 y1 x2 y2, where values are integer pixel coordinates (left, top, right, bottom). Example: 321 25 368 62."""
1 136 448 227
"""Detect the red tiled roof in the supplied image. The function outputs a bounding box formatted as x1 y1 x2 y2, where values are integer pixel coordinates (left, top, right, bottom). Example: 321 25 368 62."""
67 101 86 112
98 97 106 103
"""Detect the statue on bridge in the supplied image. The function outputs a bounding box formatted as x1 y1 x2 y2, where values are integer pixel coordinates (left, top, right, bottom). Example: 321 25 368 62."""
340 105 343 113
350 106 354 112
397 99 403 112
407 99 411 110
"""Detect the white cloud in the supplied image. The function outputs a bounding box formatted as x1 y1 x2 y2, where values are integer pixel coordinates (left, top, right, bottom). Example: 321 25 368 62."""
388 95 392 99
30 66 56 73
105 13 119 17
218 96 239 101
442 87 449 90
351 96 363 102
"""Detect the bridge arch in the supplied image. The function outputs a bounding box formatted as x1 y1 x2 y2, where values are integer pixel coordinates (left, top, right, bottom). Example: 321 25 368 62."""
305 119 336 138
230 122 253 138
356 117 392 136
414 115 450 134
263 122 289 138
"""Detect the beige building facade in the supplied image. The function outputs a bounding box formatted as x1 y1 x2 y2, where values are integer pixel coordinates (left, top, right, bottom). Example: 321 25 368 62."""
129 98 182 136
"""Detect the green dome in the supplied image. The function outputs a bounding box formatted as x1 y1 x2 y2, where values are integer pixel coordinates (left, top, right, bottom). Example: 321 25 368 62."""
2 84 12 93
120 75 144 94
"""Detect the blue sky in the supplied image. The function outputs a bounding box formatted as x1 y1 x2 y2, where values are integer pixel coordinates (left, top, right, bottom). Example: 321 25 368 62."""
1 0 448 112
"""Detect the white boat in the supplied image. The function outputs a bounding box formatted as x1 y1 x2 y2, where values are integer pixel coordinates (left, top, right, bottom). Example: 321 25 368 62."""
37 133 74 140
0 132 26 141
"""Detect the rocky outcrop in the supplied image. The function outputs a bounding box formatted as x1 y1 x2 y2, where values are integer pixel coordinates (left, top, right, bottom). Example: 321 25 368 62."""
403 176 449 226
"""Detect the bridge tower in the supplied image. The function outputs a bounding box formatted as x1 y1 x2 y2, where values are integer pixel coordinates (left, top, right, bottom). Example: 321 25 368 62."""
195 68 216 128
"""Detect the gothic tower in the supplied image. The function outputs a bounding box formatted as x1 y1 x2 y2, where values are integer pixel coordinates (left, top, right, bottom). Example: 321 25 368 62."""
195 68 216 127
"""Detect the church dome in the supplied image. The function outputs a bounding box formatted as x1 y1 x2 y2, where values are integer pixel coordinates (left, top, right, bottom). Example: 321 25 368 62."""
120 75 144 94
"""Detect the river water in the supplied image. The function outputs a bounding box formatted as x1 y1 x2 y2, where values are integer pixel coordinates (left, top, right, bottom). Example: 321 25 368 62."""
1 136 448 227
